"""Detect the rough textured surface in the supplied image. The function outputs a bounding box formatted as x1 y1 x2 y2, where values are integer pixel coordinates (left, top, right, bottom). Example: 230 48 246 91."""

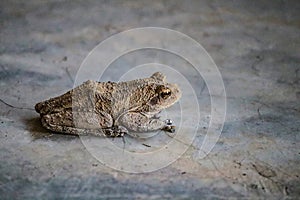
0 0 299 199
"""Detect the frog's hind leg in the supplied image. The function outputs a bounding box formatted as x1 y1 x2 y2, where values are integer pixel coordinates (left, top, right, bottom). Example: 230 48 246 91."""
40 110 97 136
42 116 106 137
41 115 107 137
40 109 127 137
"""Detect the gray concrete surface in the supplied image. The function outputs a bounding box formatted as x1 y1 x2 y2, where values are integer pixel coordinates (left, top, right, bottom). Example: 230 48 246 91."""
1 0 300 199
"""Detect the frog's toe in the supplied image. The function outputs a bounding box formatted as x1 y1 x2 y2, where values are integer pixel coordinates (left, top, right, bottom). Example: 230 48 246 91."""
162 125 176 133
117 126 128 136
103 126 128 137
164 119 173 125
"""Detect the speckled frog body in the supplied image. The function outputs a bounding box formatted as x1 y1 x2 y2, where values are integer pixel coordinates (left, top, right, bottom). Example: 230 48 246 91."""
35 72 181 137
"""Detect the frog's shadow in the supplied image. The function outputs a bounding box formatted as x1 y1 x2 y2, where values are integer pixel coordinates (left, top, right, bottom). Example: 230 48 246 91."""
24 117 79 141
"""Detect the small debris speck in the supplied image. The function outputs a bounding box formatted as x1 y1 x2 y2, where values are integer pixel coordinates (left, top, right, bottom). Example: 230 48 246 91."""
250 184 258 189
142 143 151 147
62 56 67 61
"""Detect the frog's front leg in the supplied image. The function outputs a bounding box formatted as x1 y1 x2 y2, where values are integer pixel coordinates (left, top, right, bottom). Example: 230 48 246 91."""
119 112 175 133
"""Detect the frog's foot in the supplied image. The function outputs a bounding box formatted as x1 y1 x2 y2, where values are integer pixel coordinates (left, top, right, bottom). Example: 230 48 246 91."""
103 126 128 137
162 119 176 133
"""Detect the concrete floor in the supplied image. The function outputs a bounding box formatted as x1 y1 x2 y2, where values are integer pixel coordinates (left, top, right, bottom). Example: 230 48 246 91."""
1 0 300 199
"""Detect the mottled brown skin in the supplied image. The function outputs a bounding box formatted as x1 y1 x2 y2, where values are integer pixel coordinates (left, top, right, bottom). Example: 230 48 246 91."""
35 72 181 137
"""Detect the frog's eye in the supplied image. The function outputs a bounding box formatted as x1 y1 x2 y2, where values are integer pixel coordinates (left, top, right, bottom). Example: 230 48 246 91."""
160 89 171 99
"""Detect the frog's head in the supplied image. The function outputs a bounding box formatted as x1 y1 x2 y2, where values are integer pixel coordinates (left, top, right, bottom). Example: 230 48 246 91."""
150 83 181 109
148 72 181 111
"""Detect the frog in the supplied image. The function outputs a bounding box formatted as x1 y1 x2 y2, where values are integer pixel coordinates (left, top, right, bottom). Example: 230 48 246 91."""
35 72 181 137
